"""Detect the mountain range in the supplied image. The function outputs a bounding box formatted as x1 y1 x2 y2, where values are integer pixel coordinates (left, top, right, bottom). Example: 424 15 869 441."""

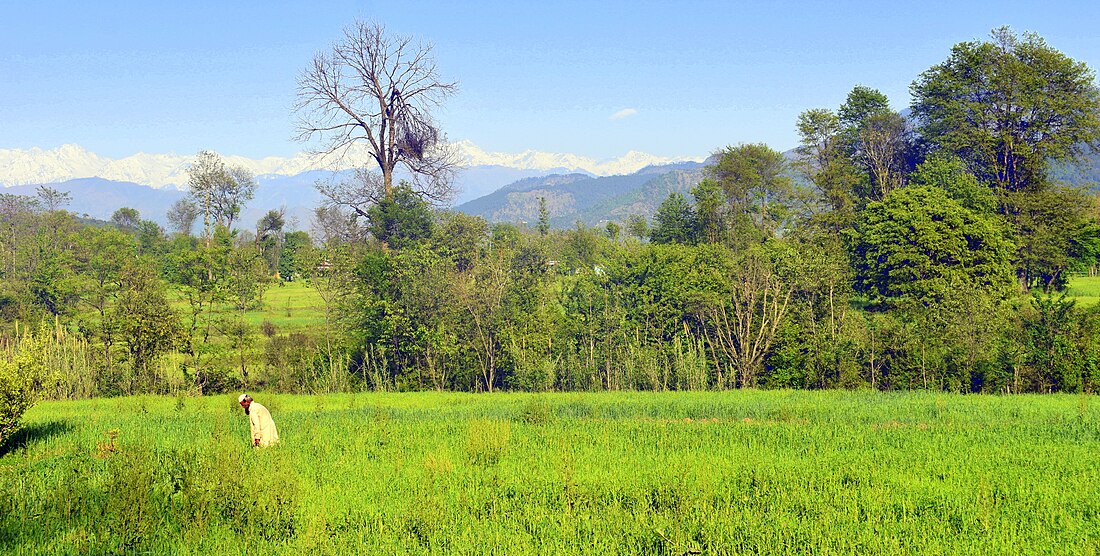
8 141 1099 236
0 142 703 191
0 143 708 230
456 161 709 228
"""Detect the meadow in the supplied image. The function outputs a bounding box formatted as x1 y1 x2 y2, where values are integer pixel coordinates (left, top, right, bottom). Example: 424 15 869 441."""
2 390 1100 554
1065 274 1100 306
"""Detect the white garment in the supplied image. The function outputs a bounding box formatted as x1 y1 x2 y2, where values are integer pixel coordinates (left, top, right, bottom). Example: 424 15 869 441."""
248 401 280 447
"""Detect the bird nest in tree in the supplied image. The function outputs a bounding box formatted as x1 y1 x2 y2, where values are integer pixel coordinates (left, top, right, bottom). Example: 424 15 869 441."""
396 113 439 161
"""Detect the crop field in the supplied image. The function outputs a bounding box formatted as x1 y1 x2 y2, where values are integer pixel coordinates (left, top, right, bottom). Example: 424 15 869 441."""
2 391 1100 554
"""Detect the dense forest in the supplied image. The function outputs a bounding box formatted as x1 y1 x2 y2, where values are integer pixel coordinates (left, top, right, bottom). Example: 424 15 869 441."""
4 27 1100 402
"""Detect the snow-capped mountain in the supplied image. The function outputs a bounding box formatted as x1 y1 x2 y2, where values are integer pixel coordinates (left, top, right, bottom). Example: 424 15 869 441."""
0 142 704 189
0 145 324 189
451 140 703 176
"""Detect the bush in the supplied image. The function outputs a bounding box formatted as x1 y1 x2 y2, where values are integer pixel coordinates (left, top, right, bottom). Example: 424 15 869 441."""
0 331 49 448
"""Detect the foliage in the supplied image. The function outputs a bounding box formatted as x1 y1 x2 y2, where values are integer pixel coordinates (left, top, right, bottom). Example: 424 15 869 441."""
3 28 1100 398
365 182 434 250
705 143 793 241
0 329 50 447
852 185 1015 308
649 192 695 244
186 150 258 233
911 27 1100 193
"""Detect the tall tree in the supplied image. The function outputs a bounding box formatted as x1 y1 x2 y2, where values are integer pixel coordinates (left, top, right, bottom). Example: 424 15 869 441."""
911 27 1100 193
295 21 458 201
256 209 286 275
706 143 794 241
794 108 860 230
852 185 1016 308
838 86 911 201
537 197 550 237
185 150 257 235
649 192 696 245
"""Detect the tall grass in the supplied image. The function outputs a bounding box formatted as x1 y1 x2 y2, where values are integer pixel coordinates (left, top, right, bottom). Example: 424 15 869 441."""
3 391 1100 554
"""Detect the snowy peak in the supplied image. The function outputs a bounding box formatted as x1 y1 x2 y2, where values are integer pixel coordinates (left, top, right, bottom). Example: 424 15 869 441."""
451 140 703 176
0 142 705 188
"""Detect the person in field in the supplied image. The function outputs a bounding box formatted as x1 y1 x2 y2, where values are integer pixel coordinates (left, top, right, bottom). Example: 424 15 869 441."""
238 394 279 447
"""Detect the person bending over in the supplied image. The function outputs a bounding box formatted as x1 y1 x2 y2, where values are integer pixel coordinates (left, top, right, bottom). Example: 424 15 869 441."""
238 394 279 447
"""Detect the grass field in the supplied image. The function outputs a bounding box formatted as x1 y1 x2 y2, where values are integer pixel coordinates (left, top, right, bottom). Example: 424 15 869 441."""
3 391 1100 554
168 280 330 335
1065 274 1100 306
239 281 330 332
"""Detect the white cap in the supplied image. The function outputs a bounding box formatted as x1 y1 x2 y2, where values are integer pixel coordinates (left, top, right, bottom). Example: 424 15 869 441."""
238 394 248 403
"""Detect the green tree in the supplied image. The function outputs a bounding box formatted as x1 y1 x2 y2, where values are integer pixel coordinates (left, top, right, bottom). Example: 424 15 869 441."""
625 214 649 241
795 108 861 230
433 211 488 272
72 226 136 363
691 179 725 244
909 154 995 214
838 86 911 201
135 220 167 257
366 182 434 250
256 209 286 276
852 185 1015 308
0 330 50 448
705 143 793 241
111 207 141 232
186 150 257 234
605 221 620 241
911 27 1100 193
279 230 312 280
1009 185 1100 291
537 197 550 236
114 261 181 391
649 192 696 245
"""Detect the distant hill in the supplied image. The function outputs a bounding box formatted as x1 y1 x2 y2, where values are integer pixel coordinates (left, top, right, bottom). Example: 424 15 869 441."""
455 161 707 227
2 163 581 232
1050 148 1100 188
6 176 326 232
5 178 187 224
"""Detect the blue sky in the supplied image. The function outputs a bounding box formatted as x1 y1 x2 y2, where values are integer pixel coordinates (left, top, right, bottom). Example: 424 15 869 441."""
2 0 1099 161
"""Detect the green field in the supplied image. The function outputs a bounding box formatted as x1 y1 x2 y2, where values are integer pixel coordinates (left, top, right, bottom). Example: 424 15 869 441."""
1066 275 1100 306
168 280 330 335
3 391 1099 554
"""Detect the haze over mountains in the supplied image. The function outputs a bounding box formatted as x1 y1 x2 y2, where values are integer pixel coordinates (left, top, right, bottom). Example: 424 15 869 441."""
0 142 706 229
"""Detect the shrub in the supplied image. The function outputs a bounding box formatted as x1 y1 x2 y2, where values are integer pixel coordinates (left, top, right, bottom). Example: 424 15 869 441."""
0 331 49 448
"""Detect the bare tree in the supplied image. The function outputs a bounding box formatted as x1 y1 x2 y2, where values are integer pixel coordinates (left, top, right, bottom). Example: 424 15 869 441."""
294 21 459 203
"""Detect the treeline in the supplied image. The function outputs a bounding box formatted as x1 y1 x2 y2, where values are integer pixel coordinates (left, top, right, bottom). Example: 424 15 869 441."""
4 27 1100 396
0 189 321 396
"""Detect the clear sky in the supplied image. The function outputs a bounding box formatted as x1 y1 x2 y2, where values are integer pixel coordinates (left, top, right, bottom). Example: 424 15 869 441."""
2 0 1099 161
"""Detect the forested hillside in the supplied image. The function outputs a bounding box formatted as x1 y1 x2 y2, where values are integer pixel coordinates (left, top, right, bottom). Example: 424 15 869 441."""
4 27 1100 400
